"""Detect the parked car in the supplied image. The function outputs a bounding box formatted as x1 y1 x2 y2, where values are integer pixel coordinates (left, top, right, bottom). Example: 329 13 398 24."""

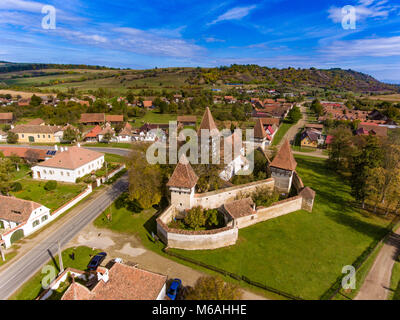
87 252 107 270
167 278 182 300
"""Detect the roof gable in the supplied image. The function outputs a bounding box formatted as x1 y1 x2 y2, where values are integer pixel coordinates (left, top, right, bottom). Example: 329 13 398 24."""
270 139 297 171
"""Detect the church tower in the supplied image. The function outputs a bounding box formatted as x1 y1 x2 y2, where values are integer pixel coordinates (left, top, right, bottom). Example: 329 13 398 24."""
166 154 198 211
197 107 220 160
269 139 297 193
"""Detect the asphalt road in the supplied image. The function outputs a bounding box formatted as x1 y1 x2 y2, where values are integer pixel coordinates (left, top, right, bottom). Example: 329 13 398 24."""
0 145 131 300
0 174 129 300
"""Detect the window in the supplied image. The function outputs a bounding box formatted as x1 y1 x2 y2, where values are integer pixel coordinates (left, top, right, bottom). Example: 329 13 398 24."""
41 215 48 222
37 135 40 138
32 220 40 228
61 171 64 176
22 134 24 138
48 135 50 138
67 172 70 176
43 135 45 138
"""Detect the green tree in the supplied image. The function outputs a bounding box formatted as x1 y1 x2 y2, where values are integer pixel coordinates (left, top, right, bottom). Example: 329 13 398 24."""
287 106 302 123
351 135 383 208
184 206 207 230
185 276 242 300
62 127 78 143
7 131 18 144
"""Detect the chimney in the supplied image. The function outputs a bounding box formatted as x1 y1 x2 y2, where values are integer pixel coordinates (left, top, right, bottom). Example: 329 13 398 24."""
65 147 68 151
60 147 64 152
54 145 58 151
77 143 81 148
253 204 256 211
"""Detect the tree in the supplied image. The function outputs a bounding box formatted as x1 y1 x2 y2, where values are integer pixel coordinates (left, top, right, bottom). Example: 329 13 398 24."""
62 127 78 143
128 144 163 209
351 135 383 208
287 106 302 123
184 206 207 230
30 94 42 107
310 99 323 116
185 276 242 300
327 126 354 170
44 180 57 191
7 131 18 144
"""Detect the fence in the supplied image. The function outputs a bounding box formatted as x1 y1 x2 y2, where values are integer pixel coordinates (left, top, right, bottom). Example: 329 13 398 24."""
163 247 303 300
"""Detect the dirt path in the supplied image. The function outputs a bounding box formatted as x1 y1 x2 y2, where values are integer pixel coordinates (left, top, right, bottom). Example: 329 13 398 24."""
276 103 307 148
355 227 400 300
67 223 267 300
292 150 328 159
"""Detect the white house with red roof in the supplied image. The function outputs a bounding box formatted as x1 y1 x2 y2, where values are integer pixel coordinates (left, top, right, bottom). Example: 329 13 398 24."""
0 196 50 248
32 146 105 183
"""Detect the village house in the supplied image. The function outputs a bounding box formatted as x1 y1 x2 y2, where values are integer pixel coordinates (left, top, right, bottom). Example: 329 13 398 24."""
83 125 102 142
300 129 325 148
105 115 124 125
142 100 154 109
10 124 64 143
117 123 133 142
47 261 167 300
0 196 50 248
80 113 105 125
135 123 168 142
224 96 236 104
98 124 117 142
0 146 53 162
0 112 13 124
17 99 30 107
177 115 197 127
356 123 388 137
32 146 105 183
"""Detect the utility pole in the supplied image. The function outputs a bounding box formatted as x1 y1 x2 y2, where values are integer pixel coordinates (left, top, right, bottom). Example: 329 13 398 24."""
105 161 108 182
58 240 64 273
0 245 5 262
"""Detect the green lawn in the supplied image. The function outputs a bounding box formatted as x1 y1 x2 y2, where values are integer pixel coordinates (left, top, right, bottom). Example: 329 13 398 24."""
105 153 127 164
11 164 31 180
85 142 132 149
168 155 391 299
389 260 400 300
11 179 86 210
291 146 316 153
132 111 177 128
271 121 295 146
10 246 101 300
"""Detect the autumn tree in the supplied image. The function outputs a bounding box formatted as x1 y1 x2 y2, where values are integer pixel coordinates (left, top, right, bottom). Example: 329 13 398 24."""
185 276 242 300
327 125 354 170
128 144 163 209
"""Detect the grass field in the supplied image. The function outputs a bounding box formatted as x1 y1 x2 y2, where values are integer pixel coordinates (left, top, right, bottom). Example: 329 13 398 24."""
84 142 132 149
389 258 400 300
271 121 295 146
11 179 86 210
104 153 127 164
168 155 391 299
368 94 400 102
132 111 177 128
10 246 101 300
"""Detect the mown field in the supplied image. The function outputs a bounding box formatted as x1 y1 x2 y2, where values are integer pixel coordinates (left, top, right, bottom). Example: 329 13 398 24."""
168 155 392 299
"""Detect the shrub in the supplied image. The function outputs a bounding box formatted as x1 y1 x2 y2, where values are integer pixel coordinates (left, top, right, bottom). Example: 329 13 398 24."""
10 182 22 192
44 180 57 191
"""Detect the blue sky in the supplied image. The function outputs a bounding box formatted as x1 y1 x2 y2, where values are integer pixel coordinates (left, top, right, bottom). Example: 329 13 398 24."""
1 0 400 81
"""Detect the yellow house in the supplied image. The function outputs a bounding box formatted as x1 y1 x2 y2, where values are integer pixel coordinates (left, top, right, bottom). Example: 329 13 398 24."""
300 129 320 148
10 125 64 143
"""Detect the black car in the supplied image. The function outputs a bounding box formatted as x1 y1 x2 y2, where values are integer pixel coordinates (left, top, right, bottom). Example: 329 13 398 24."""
87 252 107 270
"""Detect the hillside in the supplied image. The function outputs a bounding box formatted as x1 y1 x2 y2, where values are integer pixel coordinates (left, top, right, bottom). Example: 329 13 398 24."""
0 62 398 94
193 65 400 93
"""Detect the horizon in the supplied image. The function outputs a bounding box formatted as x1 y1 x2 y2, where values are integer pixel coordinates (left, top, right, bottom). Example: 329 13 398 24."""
1 0 400 82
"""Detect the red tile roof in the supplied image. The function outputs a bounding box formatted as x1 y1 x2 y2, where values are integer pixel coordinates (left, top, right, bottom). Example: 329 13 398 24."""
0 113 13 120
197 107 219 136
0 195 42 224
35 146 104 170
80 113 105 123
254 118 267 139
223 198 255 219
62 262 167 300
84 125 102 138
0 146 49 161
105 115 124 122
143 101 153 108
270 139 297 171
167 155 198 189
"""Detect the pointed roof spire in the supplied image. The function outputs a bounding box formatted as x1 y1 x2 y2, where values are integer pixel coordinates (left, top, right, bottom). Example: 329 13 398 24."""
270 139 297 171
167 154 199 189
254 118 267 139
197 107 219 136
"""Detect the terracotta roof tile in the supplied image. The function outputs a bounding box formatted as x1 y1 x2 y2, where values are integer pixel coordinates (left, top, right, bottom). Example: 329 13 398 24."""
35 146 104 170
26 118 45 126
80 113 105 123
223 198 255 219
0 195 42 224
167 155 198 189
0 113 13 120
11 124 62 134
105 115 123 122
270 139 297 171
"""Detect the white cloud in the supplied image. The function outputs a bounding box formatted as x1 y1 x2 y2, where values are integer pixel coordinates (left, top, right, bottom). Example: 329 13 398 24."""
328 0 399 23
208 5 257 25
321 36 400 57
205 37 225 43
113 27 204 58
0 0 44 12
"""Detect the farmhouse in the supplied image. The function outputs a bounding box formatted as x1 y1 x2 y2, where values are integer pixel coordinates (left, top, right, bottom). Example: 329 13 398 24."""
32 146 104 183
105 115 124 125
117 123 133 142
0 146 52 162
0 196 50 248
79 113 105 125
177 115 197 127
83 125 102 142
300 129 325 148
10 125 64 143
0 112 13 124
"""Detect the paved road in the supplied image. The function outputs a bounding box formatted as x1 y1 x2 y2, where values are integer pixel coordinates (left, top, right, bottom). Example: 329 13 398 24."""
0 175 129 300
355 227 400 300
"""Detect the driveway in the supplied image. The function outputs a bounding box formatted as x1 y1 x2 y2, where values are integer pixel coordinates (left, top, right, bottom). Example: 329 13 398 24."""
355 227 400 300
